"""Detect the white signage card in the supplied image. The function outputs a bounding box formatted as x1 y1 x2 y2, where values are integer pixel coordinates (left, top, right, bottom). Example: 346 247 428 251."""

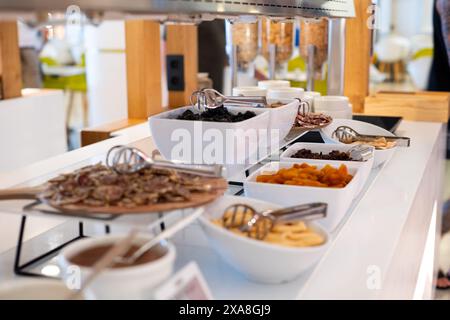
154 261 213 300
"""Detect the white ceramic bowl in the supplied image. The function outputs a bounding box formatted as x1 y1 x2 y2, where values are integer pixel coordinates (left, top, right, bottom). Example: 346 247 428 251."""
258 80 291 90
314 96 352 120
58 235 176 299
0 279 80 300
320 119 397 168
300 91 321 112
267 87 304 100
304 91 321 99
314 96 352 119
244 161 361 231
199 195 330 284
280 142 374 194
149 106 270 168
265 98 299 146
314 96 350 111
232 86 267 97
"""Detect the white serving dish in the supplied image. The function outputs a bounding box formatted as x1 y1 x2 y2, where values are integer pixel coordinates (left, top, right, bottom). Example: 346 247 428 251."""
199 195 330 284
244 161 361 231
265 98 299 146
0 279 81 300
149 106 270 167
58 235 176 300
280 142 374 194
320 119 397 168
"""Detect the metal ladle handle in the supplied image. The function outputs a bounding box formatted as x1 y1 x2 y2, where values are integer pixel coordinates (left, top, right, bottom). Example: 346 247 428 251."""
333 126 411 147
267 202 327 222
107 146 225 177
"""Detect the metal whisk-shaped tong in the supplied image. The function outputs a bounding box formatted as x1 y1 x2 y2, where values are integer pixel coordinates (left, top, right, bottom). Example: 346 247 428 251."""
333 126 411 147
191 88 267 110
106 145 224 177
347 144 374 162
223 202 327 240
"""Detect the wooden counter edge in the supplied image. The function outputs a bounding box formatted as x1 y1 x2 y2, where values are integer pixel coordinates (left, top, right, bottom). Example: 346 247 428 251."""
81 118 146 147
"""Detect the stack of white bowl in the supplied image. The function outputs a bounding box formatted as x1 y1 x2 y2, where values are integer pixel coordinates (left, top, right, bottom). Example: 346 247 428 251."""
257 80 291 90
303 91 321 111
266 87 304 100
314 96 352 119
232 86 267 97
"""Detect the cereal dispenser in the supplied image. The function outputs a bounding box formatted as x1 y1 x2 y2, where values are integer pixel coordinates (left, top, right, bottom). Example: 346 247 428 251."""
0 0 362 112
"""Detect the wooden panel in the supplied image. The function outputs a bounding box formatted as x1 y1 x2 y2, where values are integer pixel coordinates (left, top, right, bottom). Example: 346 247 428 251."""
364 92 450 123
80 118 146 147
0 21 22 99
166 25 198 108
344 0 372 113
125 20 162 119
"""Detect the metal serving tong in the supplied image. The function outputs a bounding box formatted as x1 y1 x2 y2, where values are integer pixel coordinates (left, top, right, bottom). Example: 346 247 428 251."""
222 202 327 240
191 88 267 110
347 144 374 162
106 145 224 177
296 98 312 116
332 126 411 147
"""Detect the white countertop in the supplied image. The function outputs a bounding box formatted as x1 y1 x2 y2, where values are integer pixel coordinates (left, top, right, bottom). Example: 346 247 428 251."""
0 120 445 299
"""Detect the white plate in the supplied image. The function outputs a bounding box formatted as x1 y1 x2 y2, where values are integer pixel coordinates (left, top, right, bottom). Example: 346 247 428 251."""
280 142 374 195
320 119 397 168
199 195 330 284
244 161 361 231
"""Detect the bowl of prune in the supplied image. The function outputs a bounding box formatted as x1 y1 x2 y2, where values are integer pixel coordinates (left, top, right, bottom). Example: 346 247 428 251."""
149 106 270 170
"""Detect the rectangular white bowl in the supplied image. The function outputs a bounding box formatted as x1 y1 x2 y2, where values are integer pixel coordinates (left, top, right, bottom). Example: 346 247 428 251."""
244 161 361 231
264 98 299 145
149 106 270 168
280 142 374 195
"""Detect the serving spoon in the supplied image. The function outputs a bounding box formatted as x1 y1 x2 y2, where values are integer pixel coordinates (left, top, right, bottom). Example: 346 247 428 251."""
113 207 204 265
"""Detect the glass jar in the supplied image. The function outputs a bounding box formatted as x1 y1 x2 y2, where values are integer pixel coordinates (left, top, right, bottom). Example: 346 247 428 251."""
300 19 328 71
231 21 259 71
261 18 294 66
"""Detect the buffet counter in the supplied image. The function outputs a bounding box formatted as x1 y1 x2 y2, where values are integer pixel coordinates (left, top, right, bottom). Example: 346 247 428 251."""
0 119 445 299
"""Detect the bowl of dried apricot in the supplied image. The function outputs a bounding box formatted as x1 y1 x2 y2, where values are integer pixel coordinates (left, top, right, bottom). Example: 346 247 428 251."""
244 162 360 231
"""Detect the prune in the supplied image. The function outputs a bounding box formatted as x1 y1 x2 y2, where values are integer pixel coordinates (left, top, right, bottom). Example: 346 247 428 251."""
290 148 355 161
176 106 256 123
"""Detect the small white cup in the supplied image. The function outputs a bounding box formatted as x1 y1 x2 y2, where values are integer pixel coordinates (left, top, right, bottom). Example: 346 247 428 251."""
258 80 291 90
232 86 267 97
302 91 321 111
267 87 304 100
58 234 176 300
304 91 321 99
314 96 352 119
